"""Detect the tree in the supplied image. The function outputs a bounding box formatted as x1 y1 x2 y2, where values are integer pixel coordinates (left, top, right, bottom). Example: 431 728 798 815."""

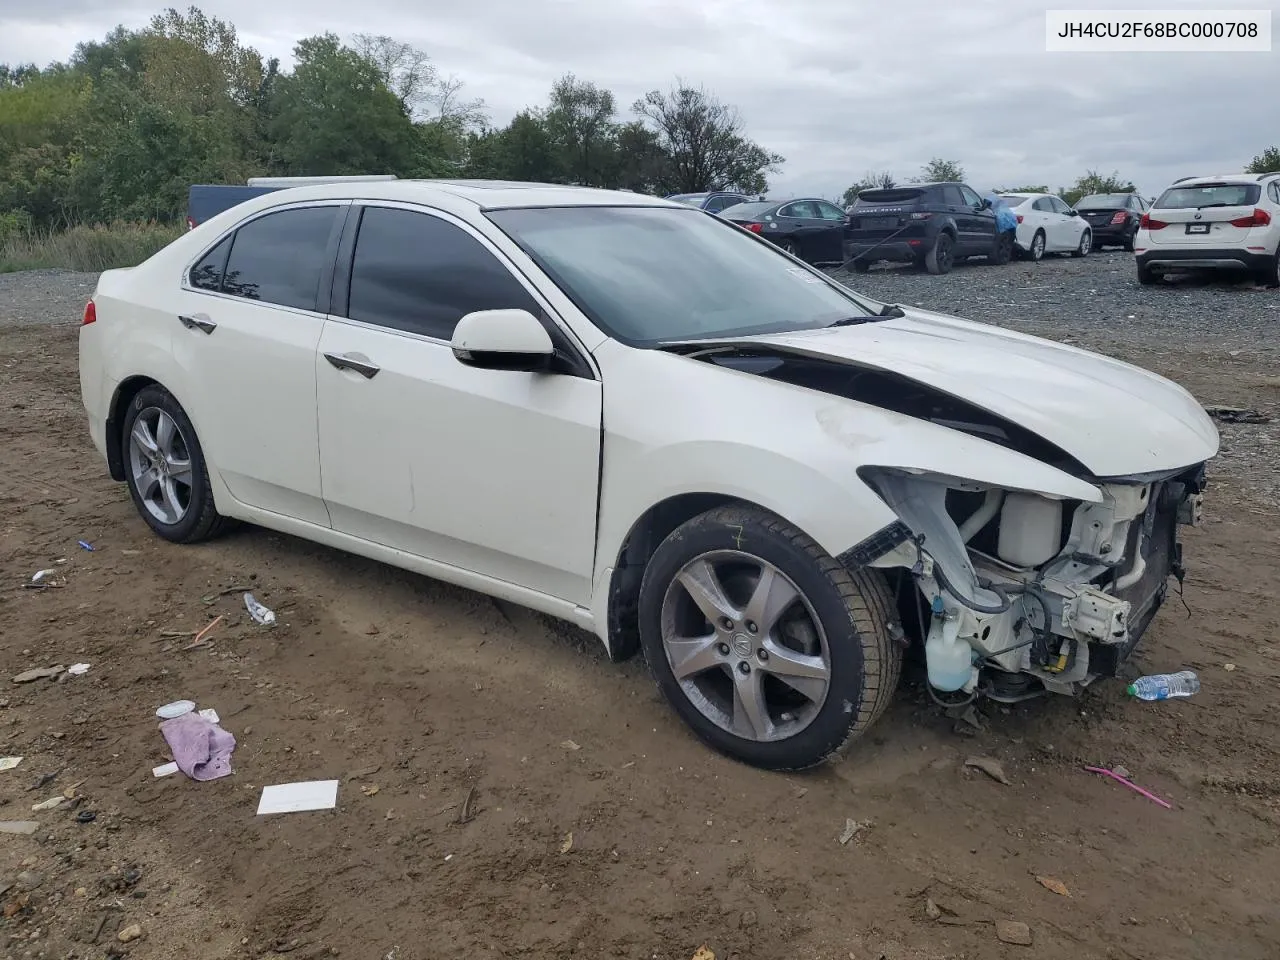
915 157 965 183
268 33 415 176
841 171 896 207
995 184 1049 194
544 73 617 186
1246 146 1280 174
1061 169 1135 206
634 81 781 194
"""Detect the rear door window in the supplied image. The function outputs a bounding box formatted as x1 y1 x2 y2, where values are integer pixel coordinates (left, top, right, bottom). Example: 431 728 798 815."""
189 236 232 292
221 206 340 309
346 206 539 341
943 186 965 207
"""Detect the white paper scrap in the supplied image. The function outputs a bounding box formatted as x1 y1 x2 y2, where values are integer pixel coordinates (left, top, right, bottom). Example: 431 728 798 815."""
198 708 220 723
67 663 90 676
152 762 179 778
0 757 23 772
256 780 339 815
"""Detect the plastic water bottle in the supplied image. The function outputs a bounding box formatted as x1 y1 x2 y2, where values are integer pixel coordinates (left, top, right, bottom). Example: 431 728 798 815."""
1127 671 1200 701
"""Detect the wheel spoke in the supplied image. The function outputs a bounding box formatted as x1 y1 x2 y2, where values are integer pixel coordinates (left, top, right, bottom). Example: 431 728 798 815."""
159 477 183 523
743 566 799 637
731 668 772 740
759 640 829 704
667 633 724 681
166 456 193 486
131 419 158 456
155 412 177 458
676 559 738 625
138 474 161 506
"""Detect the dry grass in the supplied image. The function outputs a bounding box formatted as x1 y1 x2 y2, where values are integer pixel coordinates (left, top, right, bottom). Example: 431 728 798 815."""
0 221 184 273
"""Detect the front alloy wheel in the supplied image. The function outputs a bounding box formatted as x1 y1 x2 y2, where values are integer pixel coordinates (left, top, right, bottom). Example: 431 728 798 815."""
638 504 902 770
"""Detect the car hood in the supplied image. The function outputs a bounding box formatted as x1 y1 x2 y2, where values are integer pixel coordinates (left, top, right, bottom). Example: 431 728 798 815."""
681 307 1219 478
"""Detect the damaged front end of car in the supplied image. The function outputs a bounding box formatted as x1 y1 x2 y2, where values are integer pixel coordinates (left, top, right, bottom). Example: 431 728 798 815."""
849 464 1207 701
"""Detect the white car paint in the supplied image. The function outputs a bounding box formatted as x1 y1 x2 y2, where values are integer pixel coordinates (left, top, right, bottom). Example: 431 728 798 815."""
999 192 1091 256
79 178 1218 765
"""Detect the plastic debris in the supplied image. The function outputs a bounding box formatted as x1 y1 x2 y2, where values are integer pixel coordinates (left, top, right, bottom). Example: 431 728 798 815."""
560 739 581 751
156 700 196 720
244 592 276 625
838 818 872 845
152 762 179 778
31 796 65 811
31 569 57 583
1128 671 1200 700
1084 765 1172 808
0 757 23 772
76 810 97 824
77 541 94 551
256 780 339 815
198 708 220 723
67 664 90 676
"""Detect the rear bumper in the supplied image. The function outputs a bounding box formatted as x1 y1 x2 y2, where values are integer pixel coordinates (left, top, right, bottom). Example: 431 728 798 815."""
1137 246 1273 271
843 239 925 264
1088 223 1133 243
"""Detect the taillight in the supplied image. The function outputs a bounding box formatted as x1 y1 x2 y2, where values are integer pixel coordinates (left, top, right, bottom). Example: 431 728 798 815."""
743 222 763 233
1111 211 1127 225
186 216 196 231
1229 208 1272 228
1016 214 1024 224
1140 213 1167 230
82 301 96 326
909 212 932 220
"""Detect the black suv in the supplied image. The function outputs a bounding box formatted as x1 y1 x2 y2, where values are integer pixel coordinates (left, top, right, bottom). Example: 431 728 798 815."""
843 181 1008 274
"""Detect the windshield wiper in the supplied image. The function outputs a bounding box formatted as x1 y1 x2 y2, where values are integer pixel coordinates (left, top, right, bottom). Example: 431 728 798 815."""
1195 202 1234 209
829 303 903 326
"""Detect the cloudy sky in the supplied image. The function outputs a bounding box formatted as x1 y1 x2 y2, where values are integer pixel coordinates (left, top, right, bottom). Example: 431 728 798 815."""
2 0 1275 198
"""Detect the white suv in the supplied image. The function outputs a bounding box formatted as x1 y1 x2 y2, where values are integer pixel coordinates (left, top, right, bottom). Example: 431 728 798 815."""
1135 172 1280 287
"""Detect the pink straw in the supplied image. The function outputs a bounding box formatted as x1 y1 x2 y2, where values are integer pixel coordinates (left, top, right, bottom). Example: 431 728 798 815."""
1084 766 1173 808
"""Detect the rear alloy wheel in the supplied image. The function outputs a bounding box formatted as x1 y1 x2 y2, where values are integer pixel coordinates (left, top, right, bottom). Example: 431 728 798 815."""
990 231 1014 265
779 238 802 260
1029 230 1046 262
122 385 229 543
925 233 954 274
638 504 901 771
1072 229 1092 258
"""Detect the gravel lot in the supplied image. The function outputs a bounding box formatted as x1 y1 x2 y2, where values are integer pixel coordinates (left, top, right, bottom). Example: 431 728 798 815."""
1 254 1278 960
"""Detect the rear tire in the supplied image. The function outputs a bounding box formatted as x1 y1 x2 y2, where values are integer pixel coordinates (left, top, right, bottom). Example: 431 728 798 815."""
990 231 1013 265
1029 230 1046 262
1137 261 1158 286
637 504 902 771
1123 231 1136 253
849 259 870 273
779 238 803 261
925 233 955 275
121 385 230 544
1256 251 1280 288
1072 229 1092 258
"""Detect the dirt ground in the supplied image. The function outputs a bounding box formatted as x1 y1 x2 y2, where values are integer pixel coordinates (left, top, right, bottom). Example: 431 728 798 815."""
2 259 1279 960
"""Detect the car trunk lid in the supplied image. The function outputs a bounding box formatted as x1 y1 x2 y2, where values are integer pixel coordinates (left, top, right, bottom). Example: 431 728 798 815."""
1146 181 1265 246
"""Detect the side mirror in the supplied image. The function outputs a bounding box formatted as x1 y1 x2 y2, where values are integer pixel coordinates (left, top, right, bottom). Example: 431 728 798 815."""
451 309 555 372
1067 208 1078 217
980 198 993 210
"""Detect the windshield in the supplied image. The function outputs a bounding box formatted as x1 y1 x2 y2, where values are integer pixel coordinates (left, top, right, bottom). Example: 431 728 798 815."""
998 195 1030 206
1077 193 1133 209
1155 183 1260 209
666 194 707 207
486 206 874 345
855 188 924 206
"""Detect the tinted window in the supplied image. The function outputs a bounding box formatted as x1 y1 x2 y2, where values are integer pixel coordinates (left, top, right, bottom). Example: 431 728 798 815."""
667 194 707 207
958 185 983 207
1049 197 1072 215
781 201 820 219
706 195 744 213
998 195 1030 207
221 207 338 308
1155 183 1261 209
816 202 847 221
718 201 775 219
189 235 231 291
943 186 965 206
348 207 538 340
487 206 875 345
854 188 923 206
1077 193 1133 210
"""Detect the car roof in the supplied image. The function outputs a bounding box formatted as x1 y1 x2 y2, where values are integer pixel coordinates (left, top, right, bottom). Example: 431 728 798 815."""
1169 173 1272 186
242 178 680 212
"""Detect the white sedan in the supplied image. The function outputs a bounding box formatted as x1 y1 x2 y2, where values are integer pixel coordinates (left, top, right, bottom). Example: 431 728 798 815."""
999 192 1093 260
79 179 1217 770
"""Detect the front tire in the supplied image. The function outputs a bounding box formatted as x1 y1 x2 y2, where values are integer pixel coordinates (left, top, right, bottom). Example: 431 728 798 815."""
925 233 955 274
637 504 902 771
121 385 229 543
1072 229 1091 258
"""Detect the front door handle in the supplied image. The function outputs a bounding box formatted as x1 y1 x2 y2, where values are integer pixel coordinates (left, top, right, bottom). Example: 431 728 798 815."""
179 314 217 335
324 352 380 379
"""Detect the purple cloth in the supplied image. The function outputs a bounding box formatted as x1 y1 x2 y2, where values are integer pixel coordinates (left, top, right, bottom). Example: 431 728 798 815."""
159 713 236 781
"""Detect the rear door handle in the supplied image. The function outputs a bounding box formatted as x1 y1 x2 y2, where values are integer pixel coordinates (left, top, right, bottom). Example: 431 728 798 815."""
324 352 380 379
179 314 217 335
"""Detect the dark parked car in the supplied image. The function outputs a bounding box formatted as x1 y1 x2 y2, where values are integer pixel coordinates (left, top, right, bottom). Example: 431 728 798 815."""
666 191 757 213
1075 193 1148 251
843 182 1009 275
718 198 847 264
